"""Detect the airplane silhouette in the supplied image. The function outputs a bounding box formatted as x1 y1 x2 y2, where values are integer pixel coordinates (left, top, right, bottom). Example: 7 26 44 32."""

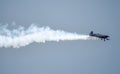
89 31 110 41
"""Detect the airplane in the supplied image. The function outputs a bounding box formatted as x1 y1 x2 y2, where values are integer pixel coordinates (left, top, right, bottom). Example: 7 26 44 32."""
89 31 110 41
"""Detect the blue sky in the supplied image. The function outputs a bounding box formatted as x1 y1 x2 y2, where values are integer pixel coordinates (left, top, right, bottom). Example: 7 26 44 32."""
0 0 120 74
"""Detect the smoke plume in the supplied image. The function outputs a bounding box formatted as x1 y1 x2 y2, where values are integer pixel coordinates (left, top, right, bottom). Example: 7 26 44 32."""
0 24 96 48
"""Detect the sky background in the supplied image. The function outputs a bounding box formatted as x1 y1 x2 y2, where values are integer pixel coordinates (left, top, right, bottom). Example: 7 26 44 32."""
0 0 120 74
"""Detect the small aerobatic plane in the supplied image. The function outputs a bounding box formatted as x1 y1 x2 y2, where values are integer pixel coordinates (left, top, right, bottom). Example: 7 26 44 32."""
89 31 110 41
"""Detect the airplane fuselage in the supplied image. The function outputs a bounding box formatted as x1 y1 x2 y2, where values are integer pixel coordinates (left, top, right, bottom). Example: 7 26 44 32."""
89 31 110 41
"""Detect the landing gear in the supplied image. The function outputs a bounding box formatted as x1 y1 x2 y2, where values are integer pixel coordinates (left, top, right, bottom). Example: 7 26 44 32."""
104 39 106 41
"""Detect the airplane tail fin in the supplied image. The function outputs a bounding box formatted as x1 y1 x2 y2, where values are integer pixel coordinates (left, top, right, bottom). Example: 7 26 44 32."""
89 31 93 36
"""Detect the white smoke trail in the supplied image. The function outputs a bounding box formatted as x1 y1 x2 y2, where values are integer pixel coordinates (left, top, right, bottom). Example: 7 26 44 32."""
0 24 96 48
